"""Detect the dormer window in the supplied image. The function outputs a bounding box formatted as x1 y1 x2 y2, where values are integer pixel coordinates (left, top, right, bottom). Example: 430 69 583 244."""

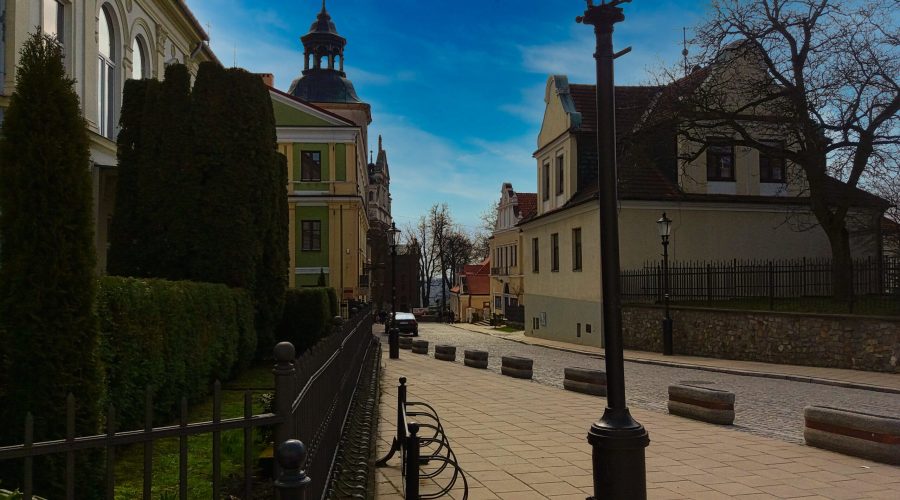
706 139 735 181
760 141 786 183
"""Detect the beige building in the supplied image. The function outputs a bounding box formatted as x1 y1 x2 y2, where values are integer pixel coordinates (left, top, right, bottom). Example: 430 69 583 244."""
522 58 889 347
488 183 535 324
0 0 217 272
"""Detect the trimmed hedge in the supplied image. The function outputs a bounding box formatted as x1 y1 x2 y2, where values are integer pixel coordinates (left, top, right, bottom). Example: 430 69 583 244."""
326 287 339 318
277 288 334 355
96 277 255 430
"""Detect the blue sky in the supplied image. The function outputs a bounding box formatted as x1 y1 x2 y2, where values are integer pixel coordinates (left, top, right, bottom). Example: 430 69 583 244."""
187 0 709 233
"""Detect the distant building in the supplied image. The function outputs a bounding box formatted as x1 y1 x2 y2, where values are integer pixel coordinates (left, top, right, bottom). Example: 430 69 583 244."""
450 259 491 322
367 135 393 310
394 244 421 313
0 0 217 272
488 183 536 326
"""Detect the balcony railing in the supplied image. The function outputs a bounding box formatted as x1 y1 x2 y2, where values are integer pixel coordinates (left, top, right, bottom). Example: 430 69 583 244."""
490 266 510 276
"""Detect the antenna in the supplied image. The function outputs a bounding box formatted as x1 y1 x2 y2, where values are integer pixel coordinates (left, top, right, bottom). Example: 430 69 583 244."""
233 45 236 68
682 27 690 77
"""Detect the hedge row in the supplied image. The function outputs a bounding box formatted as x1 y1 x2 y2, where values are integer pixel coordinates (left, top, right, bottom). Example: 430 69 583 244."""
276 288 336 354
96 277 255 429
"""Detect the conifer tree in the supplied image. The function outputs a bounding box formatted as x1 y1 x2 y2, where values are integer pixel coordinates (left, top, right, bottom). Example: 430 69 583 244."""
0 32 103 496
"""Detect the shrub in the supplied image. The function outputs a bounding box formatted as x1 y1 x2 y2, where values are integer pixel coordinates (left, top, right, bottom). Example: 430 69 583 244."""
0 32 103 496
276 288 333 355
96 277 255 430
326 287 340 318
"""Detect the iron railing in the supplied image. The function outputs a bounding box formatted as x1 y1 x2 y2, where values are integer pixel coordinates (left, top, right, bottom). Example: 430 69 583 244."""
621 256 900 315
0 305 375 499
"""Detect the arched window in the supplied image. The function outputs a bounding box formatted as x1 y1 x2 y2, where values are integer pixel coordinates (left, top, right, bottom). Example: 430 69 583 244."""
97 5 116 138
132 36 147 79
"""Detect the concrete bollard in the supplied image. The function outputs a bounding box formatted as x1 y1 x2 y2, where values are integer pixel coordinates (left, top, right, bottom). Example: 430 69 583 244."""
411 340 429 355
464 350 488 369
434 345 456 361
563 367 607 396
501 356 533 379
399 335 413 350
667 384 735 425
804 406 900 465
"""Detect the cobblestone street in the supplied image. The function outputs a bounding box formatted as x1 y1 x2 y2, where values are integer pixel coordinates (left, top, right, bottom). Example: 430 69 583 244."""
385 323 900 444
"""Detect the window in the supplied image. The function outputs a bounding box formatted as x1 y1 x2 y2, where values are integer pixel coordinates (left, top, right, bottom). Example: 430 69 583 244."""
577 323 581 338
551 233 559 272
494 295 502 309
556 155 564 195
572 228 582 271
301 151 322 181
0 1 6 84
43 0 65 42
759 141 786 183
586 324 592 333
132 36 147 79
533 317 540 330
531 237 539 273
512 244 517 267
542 162 550 200
368 191 373 201
706 139 735 181
301 220 321 251
98 5 116 138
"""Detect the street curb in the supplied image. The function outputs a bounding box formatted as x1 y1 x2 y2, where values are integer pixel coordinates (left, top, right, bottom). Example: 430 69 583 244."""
447 324 900 396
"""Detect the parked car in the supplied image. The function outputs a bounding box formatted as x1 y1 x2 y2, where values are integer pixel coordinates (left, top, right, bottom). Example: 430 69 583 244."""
393 312 418 336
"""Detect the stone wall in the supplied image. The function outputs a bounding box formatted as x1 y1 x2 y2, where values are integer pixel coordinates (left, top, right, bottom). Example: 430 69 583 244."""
622 305 900 373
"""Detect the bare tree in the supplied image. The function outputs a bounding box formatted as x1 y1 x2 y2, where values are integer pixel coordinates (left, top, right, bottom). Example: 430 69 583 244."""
670 0 898 299
444 228 477 287
429 203 452 318
471 202 498 262
405 215 439 308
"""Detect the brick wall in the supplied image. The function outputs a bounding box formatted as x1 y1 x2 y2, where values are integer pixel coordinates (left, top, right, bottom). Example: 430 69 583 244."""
622 305 900 373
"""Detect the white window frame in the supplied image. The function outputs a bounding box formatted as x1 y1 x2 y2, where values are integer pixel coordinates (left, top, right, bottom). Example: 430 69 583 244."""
98 4 117 139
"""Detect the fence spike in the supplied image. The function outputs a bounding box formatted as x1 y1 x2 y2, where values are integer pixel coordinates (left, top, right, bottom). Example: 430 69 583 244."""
66 394 75 500
144 387 153 500
24 412 33 499
180 397 188 499
212 381 222 500
106 404 116 499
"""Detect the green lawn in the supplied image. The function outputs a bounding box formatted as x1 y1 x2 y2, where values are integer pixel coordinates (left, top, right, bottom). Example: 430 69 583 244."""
493 325 524 333
114 363 274 499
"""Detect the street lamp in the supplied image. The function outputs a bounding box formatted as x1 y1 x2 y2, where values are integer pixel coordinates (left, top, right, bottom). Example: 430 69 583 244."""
388 222 400 359
577 1 649 499
657 212 673 355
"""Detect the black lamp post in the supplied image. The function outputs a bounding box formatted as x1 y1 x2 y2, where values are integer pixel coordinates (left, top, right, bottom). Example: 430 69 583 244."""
388 222 400 359
576 1 649 499
657 212 673 355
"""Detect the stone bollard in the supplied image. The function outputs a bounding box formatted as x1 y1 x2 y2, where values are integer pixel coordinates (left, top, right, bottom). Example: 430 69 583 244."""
501 356 533 379
434 345 456 361
412 340 429 355
399 335 413 350
804 406 900 465
563 367 607 396
464 350 488 369
667 384 735 425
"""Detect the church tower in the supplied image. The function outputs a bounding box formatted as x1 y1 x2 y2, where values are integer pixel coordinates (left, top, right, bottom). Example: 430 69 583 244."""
288 1 371 129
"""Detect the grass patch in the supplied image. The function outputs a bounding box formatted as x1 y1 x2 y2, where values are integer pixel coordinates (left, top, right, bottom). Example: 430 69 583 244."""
493 325 523 333
114 362 274 499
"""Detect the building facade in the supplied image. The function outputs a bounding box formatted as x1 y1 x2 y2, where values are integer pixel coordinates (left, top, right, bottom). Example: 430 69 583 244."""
274 2 377 300
0 0 216 272
450 259 491 323
488 183 535 324
366 136 393 310
521 52 888 347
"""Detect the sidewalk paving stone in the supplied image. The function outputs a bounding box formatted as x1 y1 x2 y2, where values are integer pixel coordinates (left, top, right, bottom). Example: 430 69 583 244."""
375 344 900 499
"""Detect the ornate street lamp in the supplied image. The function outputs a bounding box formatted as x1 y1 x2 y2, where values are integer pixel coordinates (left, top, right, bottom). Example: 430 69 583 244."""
577 1 649 498
657 212 673 355
388 222 400 359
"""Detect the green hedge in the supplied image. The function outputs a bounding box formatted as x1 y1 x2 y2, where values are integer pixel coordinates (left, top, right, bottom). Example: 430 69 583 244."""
96 277 255 429
326 287 339 318
276 288 334 355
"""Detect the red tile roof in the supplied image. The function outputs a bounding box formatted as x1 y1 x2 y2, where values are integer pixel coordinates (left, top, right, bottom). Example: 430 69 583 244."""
515 193 538 221
569 85 661 135
465 275 491 296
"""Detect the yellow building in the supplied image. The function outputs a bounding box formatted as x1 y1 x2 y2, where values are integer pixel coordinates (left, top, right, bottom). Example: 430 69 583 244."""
522 54 889 347
269 2 374 300
488 183 536 325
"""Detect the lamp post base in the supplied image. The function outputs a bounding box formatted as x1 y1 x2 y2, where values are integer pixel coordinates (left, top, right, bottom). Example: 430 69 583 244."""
662 318 673 355
588 408 650 500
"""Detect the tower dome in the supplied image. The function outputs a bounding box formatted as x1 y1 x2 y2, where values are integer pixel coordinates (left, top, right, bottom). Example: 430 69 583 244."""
287 1 362 104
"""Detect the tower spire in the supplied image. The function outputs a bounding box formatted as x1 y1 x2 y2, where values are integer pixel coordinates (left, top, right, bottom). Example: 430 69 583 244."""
682 27 690 77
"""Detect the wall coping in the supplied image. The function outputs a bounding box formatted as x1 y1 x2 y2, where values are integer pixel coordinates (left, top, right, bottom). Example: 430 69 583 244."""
623 303 900 323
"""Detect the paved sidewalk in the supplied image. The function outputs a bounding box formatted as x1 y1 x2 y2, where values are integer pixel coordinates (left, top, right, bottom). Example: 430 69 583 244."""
445 322 900 394
375 345 900 499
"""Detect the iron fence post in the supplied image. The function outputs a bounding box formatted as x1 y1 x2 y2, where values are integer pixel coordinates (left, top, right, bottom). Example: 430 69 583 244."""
405 423 420 499
273 342 297 480
274 439 311 500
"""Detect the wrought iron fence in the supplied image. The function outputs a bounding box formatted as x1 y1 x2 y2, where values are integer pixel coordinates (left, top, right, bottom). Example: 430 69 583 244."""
621 256 900 315
0 305 375 499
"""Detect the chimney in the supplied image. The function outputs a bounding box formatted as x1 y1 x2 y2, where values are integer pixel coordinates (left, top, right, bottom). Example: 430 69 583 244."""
257 73 274 87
